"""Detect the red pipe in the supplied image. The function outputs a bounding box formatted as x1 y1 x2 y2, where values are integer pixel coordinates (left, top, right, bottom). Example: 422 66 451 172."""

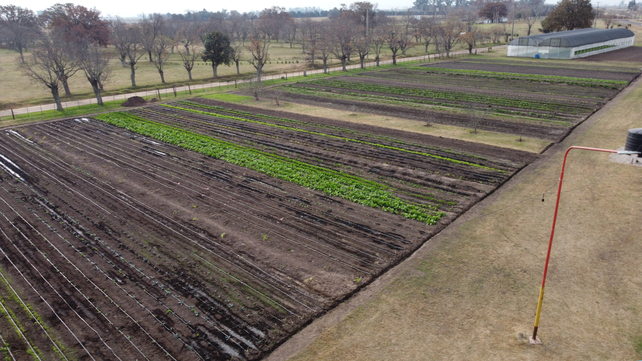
532 146 618 341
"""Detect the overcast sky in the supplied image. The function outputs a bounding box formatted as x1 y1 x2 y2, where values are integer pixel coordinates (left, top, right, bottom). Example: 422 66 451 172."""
0 0 622 19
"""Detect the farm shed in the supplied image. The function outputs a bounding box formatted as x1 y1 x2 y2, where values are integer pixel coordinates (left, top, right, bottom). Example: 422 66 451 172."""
507 28 635 59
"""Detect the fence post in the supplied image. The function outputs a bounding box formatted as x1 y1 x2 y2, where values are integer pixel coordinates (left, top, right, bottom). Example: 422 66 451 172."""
188 84 192 95
11 109 15 120
157 89 161 100
173 86 177 97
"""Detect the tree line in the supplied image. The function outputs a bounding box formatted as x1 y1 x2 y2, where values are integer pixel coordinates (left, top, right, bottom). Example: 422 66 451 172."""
0 0 608 111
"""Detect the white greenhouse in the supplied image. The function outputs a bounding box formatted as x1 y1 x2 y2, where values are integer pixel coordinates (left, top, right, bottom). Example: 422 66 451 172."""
507 28 635 59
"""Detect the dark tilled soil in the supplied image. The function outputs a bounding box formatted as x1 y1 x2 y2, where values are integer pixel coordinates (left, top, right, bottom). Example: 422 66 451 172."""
0 106 534 360
265 89 569 140
577 46 642 62
421 60 638 81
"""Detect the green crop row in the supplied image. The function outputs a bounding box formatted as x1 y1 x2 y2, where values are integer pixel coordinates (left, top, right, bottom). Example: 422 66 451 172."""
299 80 586 113
412 67 627 88
95 111 445 224
162 103 503 171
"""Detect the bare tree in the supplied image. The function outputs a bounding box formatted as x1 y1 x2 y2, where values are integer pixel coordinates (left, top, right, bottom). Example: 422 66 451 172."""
520 6 538 36
151 35 172 83
385 23 402 65
371 26 386 67
122 24 145 87
0 5 40 63
436 16 464 57
231 41 244 75
110 18 130 67
74 38 112 105
418 17 436 53
331 16 357 71
18 38 63 110
316 25 334 73
354 32 370 68
246 36 270 81
140 13 164 62
49 30 81 96
176 21 200 56
178 44 198 80
244 75 263 100
459 26 480 54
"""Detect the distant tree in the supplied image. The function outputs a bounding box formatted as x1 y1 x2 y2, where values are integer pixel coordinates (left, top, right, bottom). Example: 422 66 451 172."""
436 15 464 57
244 75 263 100
541 0 593 32
230 41 244 75
18 38 64 111
370 26 386 66
0 5 40 63
202 31 232 78
385 24 402 65
40 3 109 46
140 14 164 62
354 32 370 68
246 36 270 81
151 36 172 83
121 24 145 87
602 13 615 28
628 0 638 10
459 26 480 53
175 21 200 56
519 6 539 35
110 18 130 67
73 38 112 105
331 16 358 71
258 6 292 41
49 30 81 96
418 17 436 52
349 2 379 33
479 2 509 23
178 44 199 79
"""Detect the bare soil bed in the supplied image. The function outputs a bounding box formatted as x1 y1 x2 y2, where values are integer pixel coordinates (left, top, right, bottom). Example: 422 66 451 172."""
265 89 570 140
577 45 642 62
0 102 533 360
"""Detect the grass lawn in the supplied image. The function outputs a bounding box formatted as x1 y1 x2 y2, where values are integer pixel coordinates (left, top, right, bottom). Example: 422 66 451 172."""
0 22 537 110
275 56 642 361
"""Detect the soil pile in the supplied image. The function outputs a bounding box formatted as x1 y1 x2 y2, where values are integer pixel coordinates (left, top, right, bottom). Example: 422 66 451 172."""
121 96 147 107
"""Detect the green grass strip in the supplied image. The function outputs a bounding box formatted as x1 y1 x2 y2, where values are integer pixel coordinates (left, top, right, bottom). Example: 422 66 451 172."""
411 67 628 87
164 102 504 172
95 111 445 224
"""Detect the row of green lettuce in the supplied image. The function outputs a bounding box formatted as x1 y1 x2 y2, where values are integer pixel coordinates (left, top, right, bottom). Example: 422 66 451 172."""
163 102 503 172
95 112 445 224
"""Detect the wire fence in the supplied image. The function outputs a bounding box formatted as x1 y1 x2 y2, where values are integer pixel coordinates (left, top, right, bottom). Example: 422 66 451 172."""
0 45 507 119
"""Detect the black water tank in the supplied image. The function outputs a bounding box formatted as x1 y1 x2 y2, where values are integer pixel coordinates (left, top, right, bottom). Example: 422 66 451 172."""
625 128 642 153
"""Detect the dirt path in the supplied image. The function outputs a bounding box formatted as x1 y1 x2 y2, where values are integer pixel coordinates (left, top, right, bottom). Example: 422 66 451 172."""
265 66 642 361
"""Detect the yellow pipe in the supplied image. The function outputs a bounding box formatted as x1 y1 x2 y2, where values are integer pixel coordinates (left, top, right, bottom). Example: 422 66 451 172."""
534 286 545 328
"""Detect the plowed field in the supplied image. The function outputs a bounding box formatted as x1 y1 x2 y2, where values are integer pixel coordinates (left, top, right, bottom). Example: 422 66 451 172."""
273 59 639 141
0 100 533 360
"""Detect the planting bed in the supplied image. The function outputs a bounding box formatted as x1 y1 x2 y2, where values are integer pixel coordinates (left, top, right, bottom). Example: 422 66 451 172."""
273 59 639 141
0 100 533 360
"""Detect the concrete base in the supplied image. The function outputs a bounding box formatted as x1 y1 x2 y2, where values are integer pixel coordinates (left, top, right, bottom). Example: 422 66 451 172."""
529 336 542 345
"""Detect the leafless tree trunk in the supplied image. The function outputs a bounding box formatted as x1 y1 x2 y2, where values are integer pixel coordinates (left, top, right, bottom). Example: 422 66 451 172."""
178 44 198 80
17 38 64 111
75 40 112 106
245 76 263 100
151 36 171 83
247 36 269 81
